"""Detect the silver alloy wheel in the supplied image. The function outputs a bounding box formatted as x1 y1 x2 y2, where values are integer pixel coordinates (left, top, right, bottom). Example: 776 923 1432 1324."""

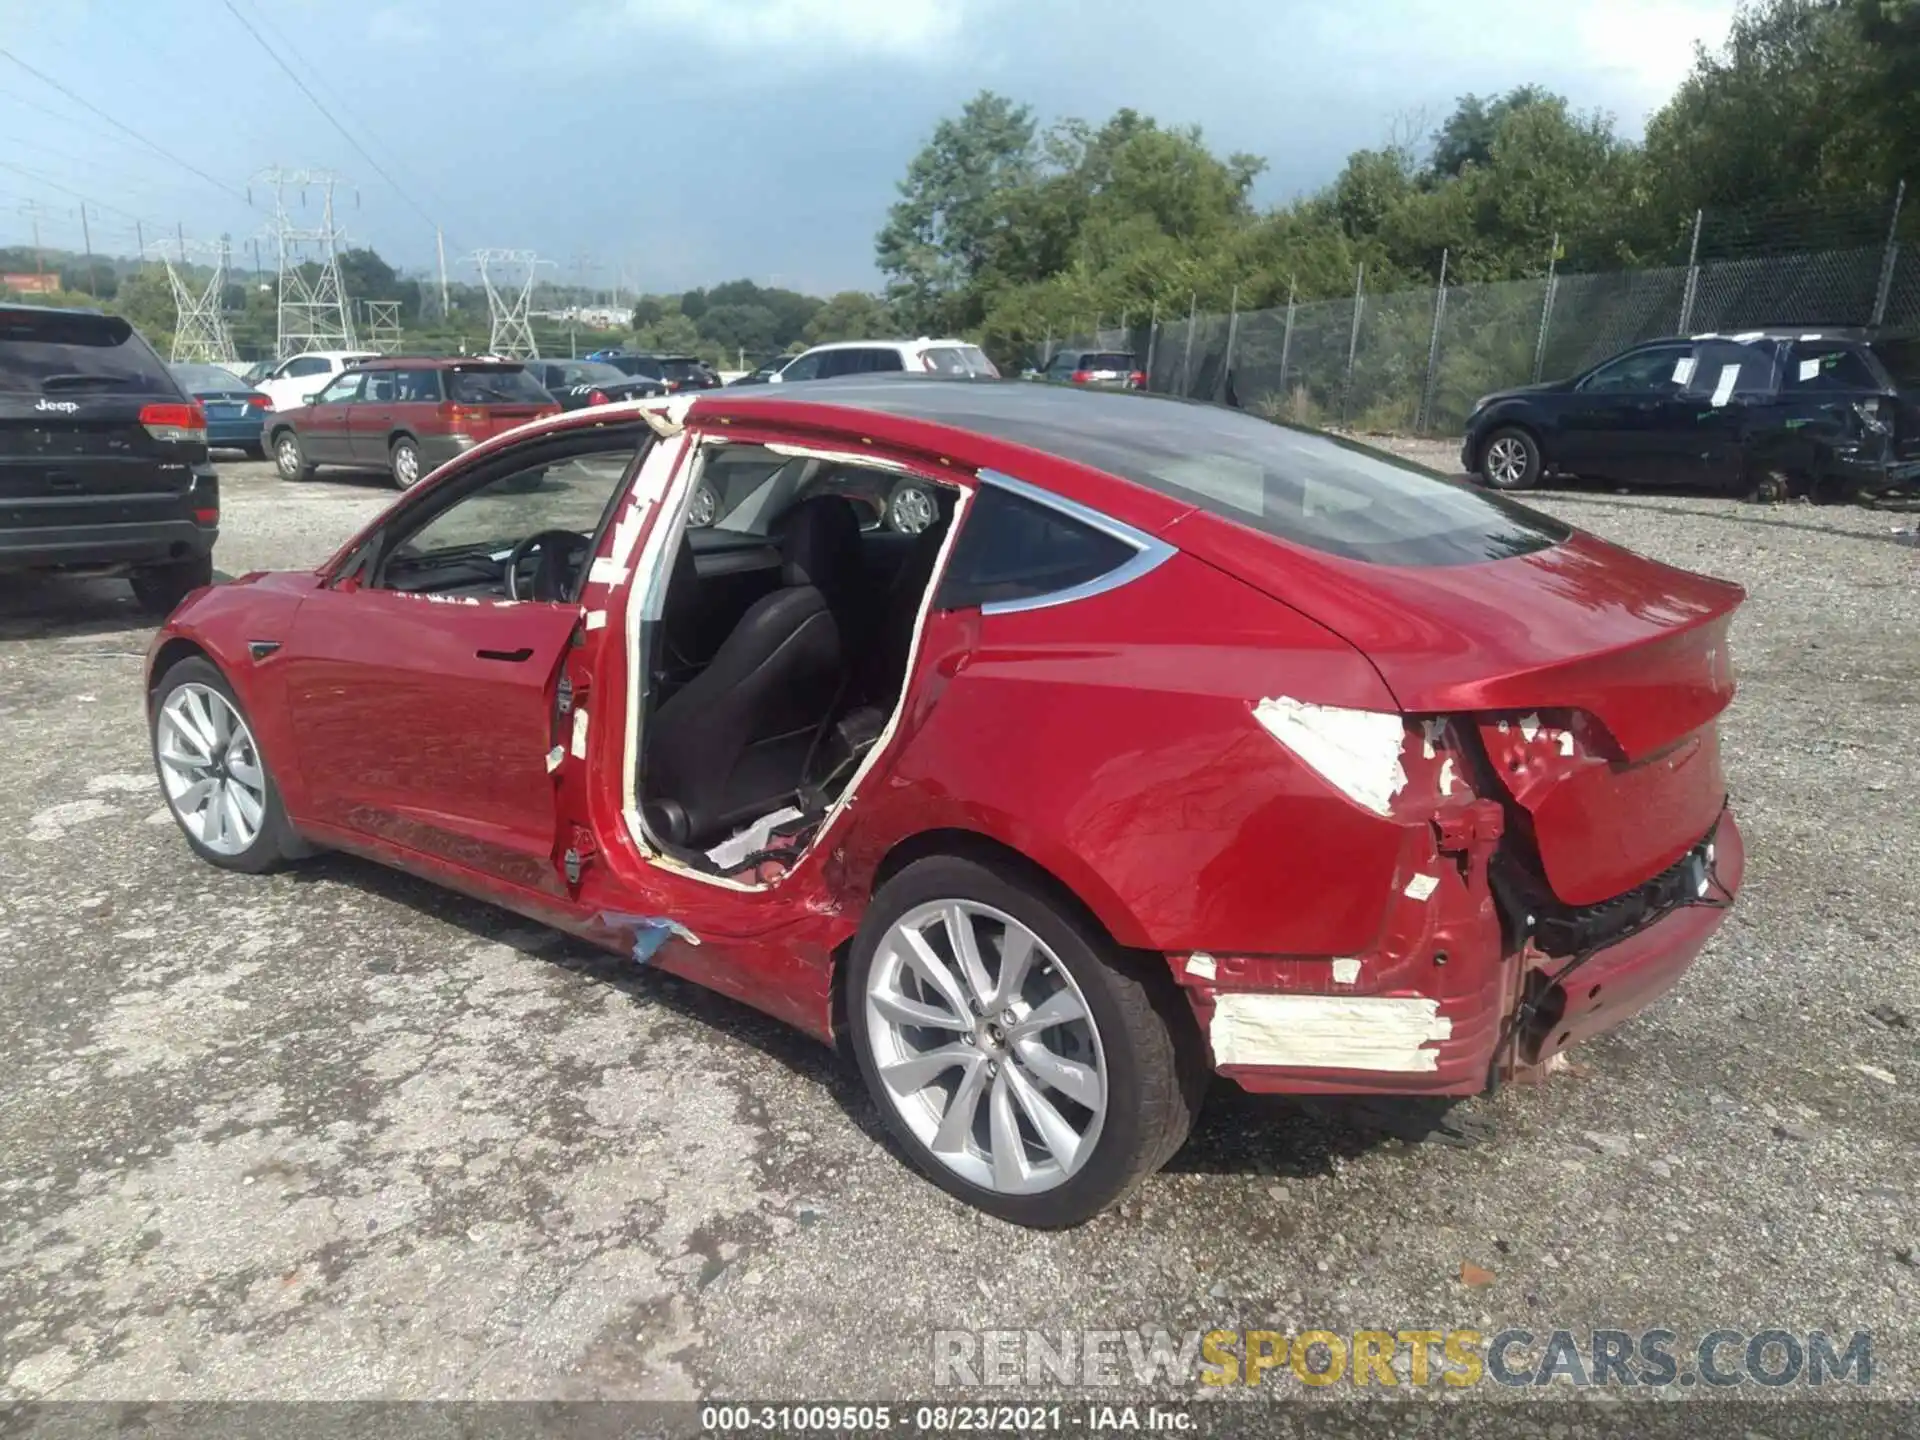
864 899 1107 1195
1485 435 1529 486
392 441 420 487
889 484 936 534
155 683 267 857
688 482 718 527
275 435 302 479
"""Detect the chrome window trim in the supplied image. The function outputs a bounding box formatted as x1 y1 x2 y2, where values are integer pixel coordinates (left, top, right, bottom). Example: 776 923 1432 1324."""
972 467 1176 616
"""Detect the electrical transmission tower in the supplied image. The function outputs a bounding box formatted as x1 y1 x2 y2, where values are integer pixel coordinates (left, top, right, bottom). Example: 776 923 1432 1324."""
257 167 357 358
360 300 403 354
149 235 237 364
471 249 549 358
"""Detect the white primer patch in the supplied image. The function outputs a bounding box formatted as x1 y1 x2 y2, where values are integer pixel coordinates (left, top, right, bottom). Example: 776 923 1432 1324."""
1557 730 1575 757
1185 953 1217 982
1438 757 1458 795
1420 717 1445 760
1710 364 1741 407
1519 712 1541 742
545 745 564 773
1330 958 1362 986
764 442 908 472
1730 330 1763 343
1251 697 1405 816
607 506 648 569
584 610 608 631
587 558 628 587
1404 873 1439 902
570 708 589 760
1209 993 1452 1072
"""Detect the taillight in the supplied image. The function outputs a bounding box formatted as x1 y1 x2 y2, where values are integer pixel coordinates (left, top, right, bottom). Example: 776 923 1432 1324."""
193 507 219 525
664 380 682 392
1131 371 1147 389
588 389 609 405
1070 370 1092 384
245 393 272 410
438 402 486 433
920 353 937 372
140 401 206 444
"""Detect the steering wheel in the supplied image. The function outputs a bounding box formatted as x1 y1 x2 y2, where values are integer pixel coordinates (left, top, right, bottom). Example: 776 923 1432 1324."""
504 529 591 602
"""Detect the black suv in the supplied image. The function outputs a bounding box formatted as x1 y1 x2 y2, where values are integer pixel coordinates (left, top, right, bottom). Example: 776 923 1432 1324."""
1 306 218 613
1463 329 1920 502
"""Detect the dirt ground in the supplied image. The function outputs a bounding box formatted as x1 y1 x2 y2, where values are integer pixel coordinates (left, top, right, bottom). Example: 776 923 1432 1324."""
1 451 1916 1415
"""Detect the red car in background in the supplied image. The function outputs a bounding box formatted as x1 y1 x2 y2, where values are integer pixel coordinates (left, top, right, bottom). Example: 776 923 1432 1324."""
264 356 560 489
146 380 1744 1227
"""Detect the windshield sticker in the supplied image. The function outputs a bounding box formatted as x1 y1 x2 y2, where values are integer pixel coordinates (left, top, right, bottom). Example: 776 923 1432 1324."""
1798 357 1823 381
1710 364 1741 407
1672 357 1697 385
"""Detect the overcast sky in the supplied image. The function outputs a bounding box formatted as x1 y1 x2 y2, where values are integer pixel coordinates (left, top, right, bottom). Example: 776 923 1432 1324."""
0 0 1739 295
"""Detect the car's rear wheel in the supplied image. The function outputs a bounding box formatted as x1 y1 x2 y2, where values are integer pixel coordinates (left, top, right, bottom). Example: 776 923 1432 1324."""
1480 426 1541 490
887 481 938 534
150 657 299 874
848 855 1202 1227
273 430 313 480
130 555 214 617
389 435 423 489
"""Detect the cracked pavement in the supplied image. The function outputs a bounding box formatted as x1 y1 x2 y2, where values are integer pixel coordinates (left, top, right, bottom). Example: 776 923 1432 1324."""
1 455 1916 1404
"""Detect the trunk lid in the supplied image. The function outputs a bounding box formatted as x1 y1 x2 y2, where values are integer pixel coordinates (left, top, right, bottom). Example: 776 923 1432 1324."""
1174 516 1743 905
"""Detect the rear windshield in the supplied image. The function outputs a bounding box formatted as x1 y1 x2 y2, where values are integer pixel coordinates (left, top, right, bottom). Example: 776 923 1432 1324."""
1784 342 1892 392
924 344 1000 377
171 363 250 392
0 308 176 396
814 383 1567 567
558 360 627 386
447 367 551 404
1080 352 1136 371
658 357 714 382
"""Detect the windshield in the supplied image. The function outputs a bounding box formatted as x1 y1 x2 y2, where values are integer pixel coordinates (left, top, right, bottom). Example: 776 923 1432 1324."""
923 344 1000 377
0 308 176 396
447 367 551 404
559 360 627 386
659 357 714 383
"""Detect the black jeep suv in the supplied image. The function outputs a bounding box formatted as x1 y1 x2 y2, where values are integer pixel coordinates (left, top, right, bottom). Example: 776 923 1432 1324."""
1 306 218 614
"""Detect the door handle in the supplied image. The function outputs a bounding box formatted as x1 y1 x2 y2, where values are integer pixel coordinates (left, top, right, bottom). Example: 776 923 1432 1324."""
476 646 534 662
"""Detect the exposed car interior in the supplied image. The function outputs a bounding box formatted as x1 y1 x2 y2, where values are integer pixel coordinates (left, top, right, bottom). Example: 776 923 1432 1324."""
638 443 959 877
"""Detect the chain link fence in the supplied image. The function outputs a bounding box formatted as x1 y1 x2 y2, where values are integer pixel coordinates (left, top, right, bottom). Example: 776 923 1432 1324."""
1046 190 1920 436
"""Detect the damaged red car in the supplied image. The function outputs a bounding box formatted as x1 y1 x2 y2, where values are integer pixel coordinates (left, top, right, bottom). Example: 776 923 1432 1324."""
145 379 1744 1227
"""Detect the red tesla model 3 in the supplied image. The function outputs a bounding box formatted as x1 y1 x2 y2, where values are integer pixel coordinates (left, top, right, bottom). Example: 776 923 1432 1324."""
145 379 1744 1227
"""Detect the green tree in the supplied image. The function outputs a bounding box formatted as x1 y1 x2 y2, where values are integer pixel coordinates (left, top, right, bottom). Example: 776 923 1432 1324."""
876 90 1038 331
634 311 701 354
804 291 895 344
1427 86 1554 178
698 302 780 356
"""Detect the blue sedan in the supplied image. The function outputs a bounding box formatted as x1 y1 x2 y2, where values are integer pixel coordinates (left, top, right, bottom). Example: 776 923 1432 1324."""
168 363 270 456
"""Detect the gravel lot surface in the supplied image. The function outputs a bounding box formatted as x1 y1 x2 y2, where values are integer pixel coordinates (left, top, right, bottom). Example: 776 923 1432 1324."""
2 449 1916 1413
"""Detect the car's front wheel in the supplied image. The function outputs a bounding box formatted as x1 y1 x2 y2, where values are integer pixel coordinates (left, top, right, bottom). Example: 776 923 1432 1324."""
848 855 1202 1227
150 657 299 874
130 555 213 617
1479 426 1541 490
273 430 314 481
886 480 938 534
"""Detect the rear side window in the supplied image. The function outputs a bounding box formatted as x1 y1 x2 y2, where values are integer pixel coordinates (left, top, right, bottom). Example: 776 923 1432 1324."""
923 345 1000 377
937 485 1137 609
1784 343 1889 392
282 355 331 379
1682 341 1776 401
448 367 551 404
0 308 175 395
658 358 712 383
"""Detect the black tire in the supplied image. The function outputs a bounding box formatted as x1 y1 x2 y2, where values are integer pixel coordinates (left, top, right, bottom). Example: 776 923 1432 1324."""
1478 425 1541 490
129 554 213 617
846 854 1204 1227
149 656 300 874
1746 465 1794 504
389 435 425 490
272 429 314 481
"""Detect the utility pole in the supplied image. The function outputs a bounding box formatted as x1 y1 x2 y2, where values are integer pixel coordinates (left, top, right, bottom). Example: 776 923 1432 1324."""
1178 291 1198 396
78 205 95 296
435 225 450 322
1533 231 1560 383
1677 208 1704 334
1871 180 1906 328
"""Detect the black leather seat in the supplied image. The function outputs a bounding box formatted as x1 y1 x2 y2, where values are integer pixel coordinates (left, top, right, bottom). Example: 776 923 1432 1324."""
643 497 861 848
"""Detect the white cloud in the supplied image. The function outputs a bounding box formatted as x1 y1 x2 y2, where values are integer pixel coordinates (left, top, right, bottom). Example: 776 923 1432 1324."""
600 0 978 58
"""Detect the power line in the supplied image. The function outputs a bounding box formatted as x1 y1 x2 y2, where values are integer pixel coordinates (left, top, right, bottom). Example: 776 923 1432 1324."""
0 47 253 208
0 158 163 228
221 1 442 238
